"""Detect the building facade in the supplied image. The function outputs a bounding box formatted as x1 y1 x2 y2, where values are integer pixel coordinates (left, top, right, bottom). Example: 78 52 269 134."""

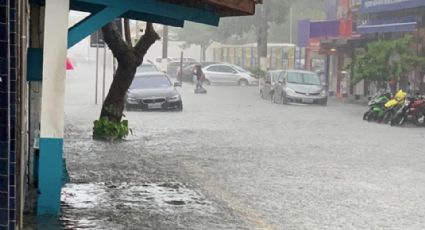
357 0 425 94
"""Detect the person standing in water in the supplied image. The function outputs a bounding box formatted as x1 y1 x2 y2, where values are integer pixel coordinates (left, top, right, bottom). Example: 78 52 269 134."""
194 64 205 90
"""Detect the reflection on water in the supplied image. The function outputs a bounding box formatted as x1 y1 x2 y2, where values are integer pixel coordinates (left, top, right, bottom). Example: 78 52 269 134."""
25 182 214 229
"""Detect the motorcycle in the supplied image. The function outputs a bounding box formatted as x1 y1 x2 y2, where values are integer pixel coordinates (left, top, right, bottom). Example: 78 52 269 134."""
363 92 391 122
381 90 407 124
390 96 425 127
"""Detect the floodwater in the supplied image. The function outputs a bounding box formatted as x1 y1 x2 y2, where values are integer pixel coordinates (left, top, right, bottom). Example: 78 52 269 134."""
24 61 425 229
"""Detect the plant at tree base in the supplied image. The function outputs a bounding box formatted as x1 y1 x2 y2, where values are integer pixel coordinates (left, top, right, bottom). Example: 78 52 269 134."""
353 37 425 90
93 117 131 141
92 21 159 140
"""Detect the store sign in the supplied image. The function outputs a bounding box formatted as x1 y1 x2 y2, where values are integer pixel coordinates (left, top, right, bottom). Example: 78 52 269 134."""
363 0 410 8
361 0 425 12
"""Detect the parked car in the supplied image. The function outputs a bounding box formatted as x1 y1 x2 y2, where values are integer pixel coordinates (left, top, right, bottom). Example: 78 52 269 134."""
178 62 224 83
200 62 222 67
167 61 198 78
126 72 183 111
259 70 284 100
272 69 327 105
152 57 173 71
202 64 258 86
136 62 160 73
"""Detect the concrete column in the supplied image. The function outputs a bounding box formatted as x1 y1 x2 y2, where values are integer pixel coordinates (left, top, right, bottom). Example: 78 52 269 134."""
37 0 69 215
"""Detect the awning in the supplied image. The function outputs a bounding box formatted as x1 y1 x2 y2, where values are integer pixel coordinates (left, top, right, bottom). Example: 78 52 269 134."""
357 22 417 34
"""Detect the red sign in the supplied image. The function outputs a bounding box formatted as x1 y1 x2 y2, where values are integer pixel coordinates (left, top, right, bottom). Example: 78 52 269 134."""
309 38 321 50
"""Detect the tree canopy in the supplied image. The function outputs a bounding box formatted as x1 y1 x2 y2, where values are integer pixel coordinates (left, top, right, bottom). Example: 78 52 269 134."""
353 37 425 89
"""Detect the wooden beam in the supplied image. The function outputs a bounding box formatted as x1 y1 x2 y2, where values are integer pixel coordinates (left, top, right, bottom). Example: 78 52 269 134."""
75 0 220 26
206 0 256 15
68 6 128 48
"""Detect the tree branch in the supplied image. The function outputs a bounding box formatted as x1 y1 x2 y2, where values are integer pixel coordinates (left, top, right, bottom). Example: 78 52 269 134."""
133 23 160 61
102 22 131 61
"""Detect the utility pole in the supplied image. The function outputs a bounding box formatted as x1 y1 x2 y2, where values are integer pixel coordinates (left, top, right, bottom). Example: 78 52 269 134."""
95 31 99 105
289 7 293 44
259 4 268 71
162 25 169 71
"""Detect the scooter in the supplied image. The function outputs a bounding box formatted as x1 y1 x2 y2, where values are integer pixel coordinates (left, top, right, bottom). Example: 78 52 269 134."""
390 96 425 127
363 92 391 122
381 90 407 124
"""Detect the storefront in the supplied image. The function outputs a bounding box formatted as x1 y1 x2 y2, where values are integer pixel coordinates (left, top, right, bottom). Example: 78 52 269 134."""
358 0 425 93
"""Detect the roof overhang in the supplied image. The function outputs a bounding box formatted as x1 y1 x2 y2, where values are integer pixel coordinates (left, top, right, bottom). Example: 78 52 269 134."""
30 0 259 48
357 22 417 34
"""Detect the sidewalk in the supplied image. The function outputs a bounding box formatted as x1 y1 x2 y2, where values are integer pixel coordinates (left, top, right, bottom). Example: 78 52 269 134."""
328 96 368 106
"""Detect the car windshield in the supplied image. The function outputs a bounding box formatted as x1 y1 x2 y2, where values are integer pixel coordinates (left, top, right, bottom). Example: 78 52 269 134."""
130 76 171 89
137 64 158 72
287 72 321 85
232 65 248 73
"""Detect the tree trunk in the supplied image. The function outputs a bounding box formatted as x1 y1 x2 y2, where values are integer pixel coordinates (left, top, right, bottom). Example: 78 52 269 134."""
100 59 137 123
99 22 159 123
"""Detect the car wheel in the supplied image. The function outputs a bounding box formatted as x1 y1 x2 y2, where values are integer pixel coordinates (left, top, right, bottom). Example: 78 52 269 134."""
239 79 249 86
176 102 183 111
204 79 211 85
125 103 133 111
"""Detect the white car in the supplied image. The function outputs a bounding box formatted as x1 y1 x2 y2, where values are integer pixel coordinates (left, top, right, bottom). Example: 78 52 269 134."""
202 64 258 86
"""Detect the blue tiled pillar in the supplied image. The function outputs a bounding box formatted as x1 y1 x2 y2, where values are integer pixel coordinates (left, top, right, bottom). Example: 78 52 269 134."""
9 0 17 228
0 0 17 229
0 0 10 229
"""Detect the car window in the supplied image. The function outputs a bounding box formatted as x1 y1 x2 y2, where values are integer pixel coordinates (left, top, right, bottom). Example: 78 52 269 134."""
219 66 236 73
232 65 248 73
137 64 158 73
207 66 222 72
168 62 181 67
287 72 321 85
130 76 171 89
265 73 271 82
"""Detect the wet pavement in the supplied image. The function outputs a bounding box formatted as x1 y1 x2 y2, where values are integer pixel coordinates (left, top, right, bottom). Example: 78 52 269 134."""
27 62 425 229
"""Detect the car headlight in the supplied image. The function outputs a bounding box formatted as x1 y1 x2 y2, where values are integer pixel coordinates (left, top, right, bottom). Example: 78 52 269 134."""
286 88 296 95
167 94 181 102
127 94 137 102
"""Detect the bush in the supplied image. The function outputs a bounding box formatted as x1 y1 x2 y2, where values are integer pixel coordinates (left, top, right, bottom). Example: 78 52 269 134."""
93 117 131 141
247 67 267 79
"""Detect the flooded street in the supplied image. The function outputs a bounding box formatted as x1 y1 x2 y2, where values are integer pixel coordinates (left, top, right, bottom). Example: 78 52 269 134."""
26 62 425 229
